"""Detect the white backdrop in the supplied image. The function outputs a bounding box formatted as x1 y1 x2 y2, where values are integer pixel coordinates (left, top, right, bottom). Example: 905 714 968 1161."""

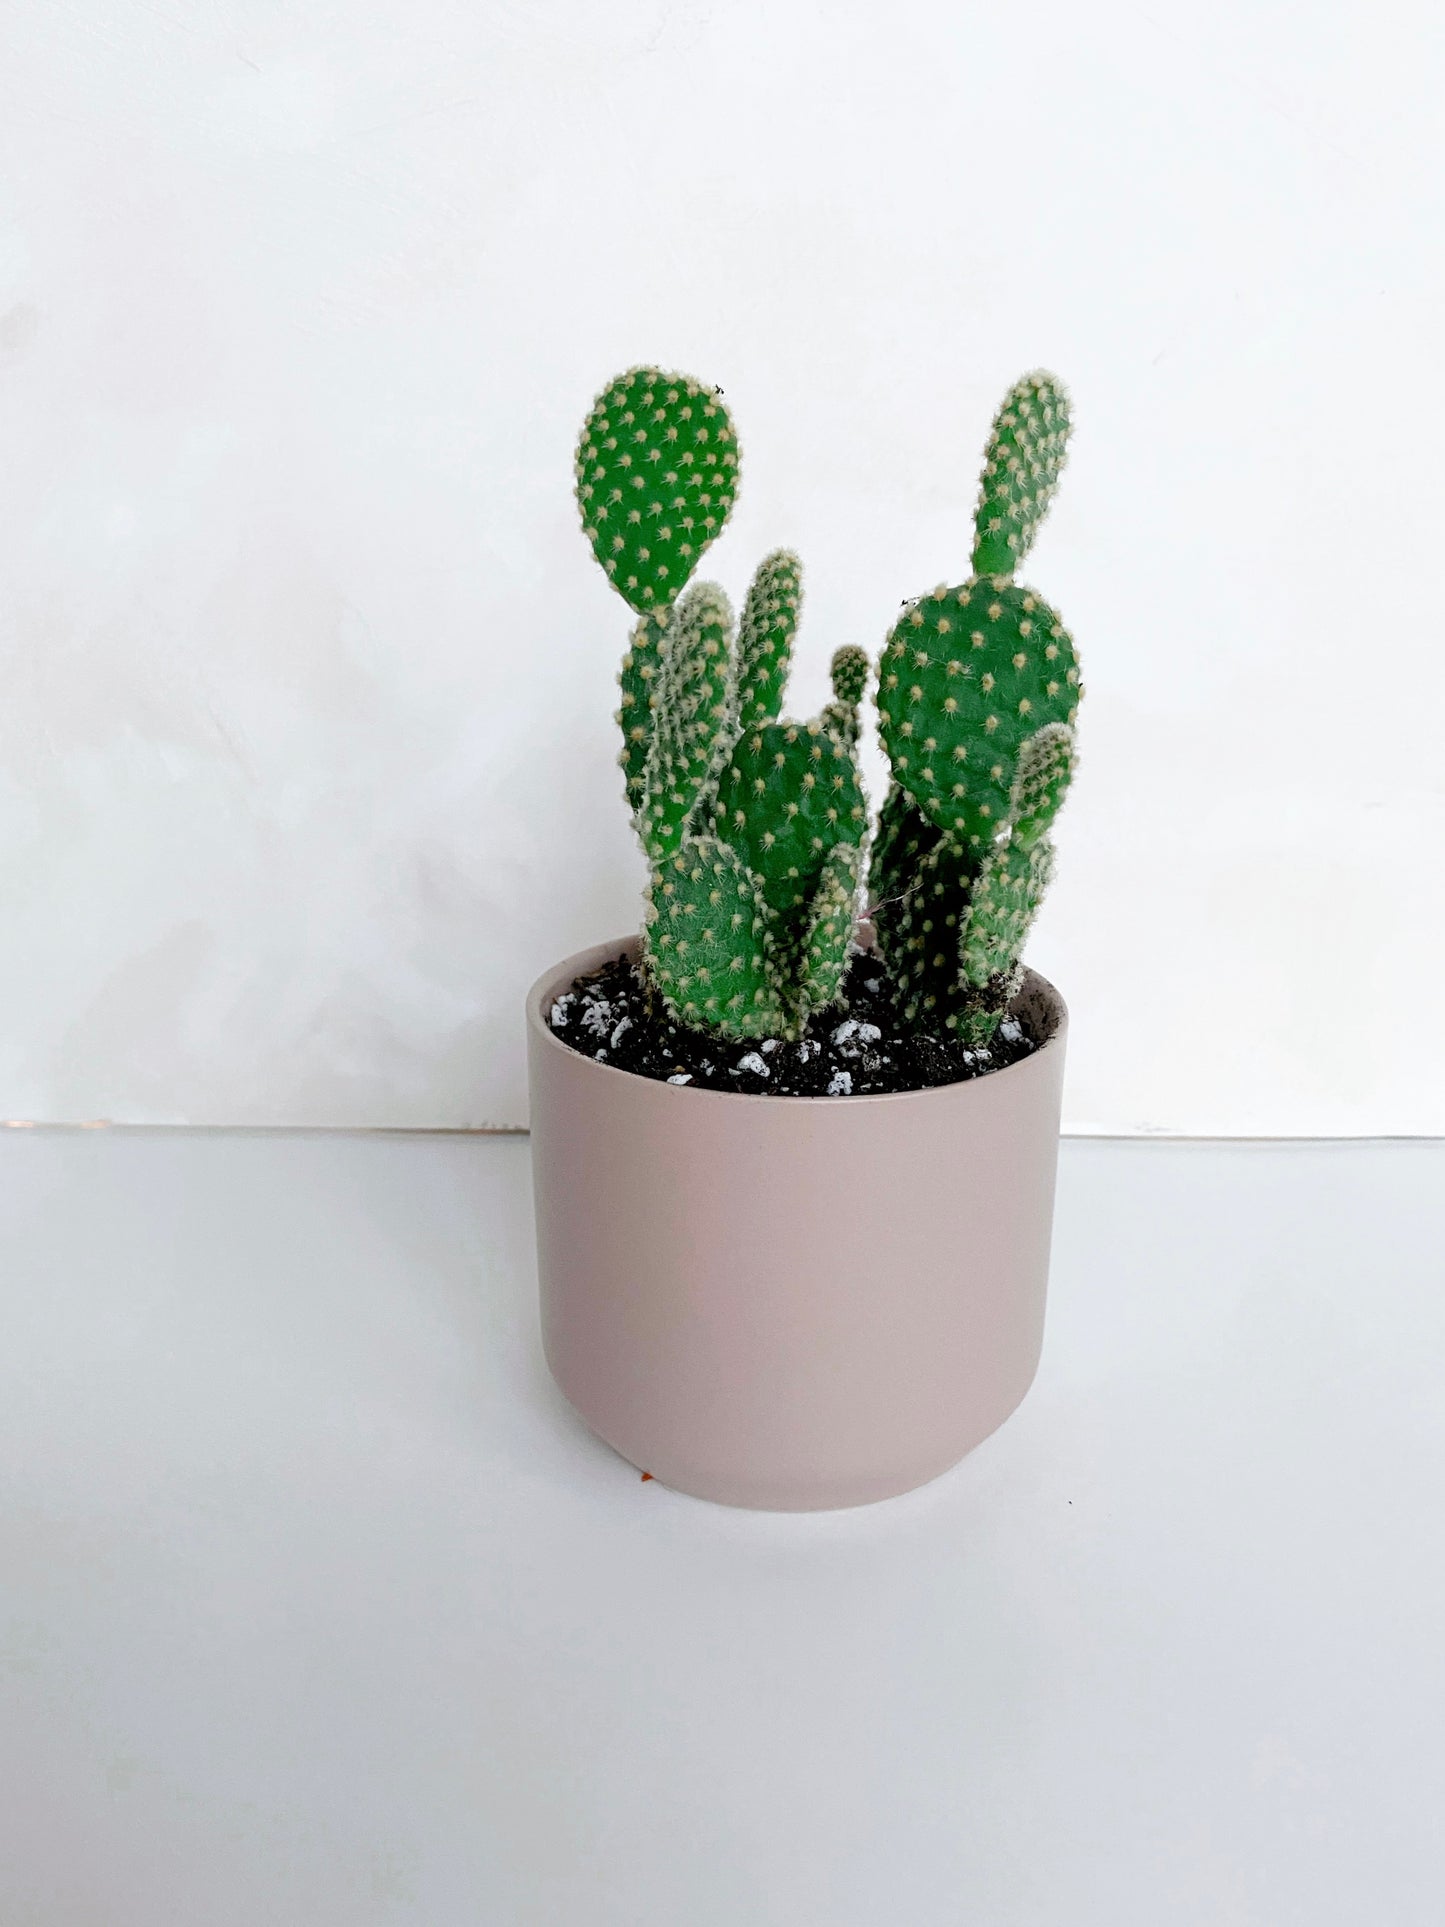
1 0 1441 1132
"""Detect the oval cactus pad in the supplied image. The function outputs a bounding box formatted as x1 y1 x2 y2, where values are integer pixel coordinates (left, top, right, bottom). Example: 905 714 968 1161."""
575 367 740 612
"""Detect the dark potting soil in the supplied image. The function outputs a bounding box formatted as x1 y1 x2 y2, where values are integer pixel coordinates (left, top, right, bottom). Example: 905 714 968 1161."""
545 950 1041 1097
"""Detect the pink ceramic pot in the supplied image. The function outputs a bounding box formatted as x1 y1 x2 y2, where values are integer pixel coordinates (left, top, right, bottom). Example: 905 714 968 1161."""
527 937 1067 1511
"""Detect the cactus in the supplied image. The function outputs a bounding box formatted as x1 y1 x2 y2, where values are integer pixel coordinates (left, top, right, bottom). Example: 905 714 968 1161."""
735 549 801 730
575 368 868 1041
576 366 739 613
822 645 870 746
877 579 1079 854
971 372 1071 580
873 373 1082 1039
638 581 735 863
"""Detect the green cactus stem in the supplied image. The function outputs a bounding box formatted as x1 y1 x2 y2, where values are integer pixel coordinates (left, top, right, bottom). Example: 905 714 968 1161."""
575 367 739 613
971 372 1071 579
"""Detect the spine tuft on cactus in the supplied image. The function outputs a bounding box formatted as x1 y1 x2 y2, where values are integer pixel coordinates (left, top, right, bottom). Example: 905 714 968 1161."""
873 371 1083 1037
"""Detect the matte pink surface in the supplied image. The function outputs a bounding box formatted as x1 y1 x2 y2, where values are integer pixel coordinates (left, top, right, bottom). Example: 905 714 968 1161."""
527 938 1068 1510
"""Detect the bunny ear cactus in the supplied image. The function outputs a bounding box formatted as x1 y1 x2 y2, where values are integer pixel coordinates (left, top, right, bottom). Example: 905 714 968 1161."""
822 645 870 747
575 369 867 1042
577 368 740 816
873 372 1082 1040
972 372 1071 580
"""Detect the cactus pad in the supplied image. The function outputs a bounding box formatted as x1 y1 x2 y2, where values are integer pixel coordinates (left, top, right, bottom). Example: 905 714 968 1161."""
718 718 867 915
876 578 1080 851
643 836 786 1036
796 841 862 1022
639 582 735 862
575 367 740 612
735 550 802 729
971 372 1071 579
1009 721 1077 848
617 607 668 815
821 644 871 745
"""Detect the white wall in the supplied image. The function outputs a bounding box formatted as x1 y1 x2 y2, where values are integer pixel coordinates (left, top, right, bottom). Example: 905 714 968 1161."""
1 0 1441 1132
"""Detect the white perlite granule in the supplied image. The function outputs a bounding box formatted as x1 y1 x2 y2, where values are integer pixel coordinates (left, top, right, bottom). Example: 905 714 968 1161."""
610 1015 632 1048
666 1073 692 1085
733 1051 770 1077
580 998 613 1037
826 1069 853 1096
549 994 575 1028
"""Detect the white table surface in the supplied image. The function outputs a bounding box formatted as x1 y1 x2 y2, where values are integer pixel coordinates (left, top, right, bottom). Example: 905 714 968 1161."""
1 1130 1442 1926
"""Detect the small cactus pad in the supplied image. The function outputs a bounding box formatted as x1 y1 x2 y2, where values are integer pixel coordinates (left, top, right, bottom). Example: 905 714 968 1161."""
719 717 867 916
643 836 785 1036
971 372 1071 579
1009 721 1077 848
796 841 863 1023
617 606 669 815
821 644 871 746
735 550 802 729
828 645 871 710
576 367 739 612
640 582 734 862
876 578 1081 850
960 835 1055 996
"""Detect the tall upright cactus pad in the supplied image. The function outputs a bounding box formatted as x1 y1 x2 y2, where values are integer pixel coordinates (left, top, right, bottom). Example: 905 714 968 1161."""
618 607 669 814
796 842 863 1021
575 368 739 612
971 373 1071 579
876 579 1080 852
717 718 867 916
644 836 786 1036
735 550 801 729
958 836 1056 1019
639 582 735 862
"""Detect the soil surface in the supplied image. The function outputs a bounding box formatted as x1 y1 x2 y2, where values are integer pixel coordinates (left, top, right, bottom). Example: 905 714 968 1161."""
545 950 1041 1097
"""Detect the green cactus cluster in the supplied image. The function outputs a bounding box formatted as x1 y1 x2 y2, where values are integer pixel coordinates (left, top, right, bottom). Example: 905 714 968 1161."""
575 368 869 1040
874 371 1081 1044
574 364 1082 1053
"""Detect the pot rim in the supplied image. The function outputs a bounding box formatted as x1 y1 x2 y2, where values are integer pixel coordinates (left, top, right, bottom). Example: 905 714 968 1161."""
527 935 1068 1110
